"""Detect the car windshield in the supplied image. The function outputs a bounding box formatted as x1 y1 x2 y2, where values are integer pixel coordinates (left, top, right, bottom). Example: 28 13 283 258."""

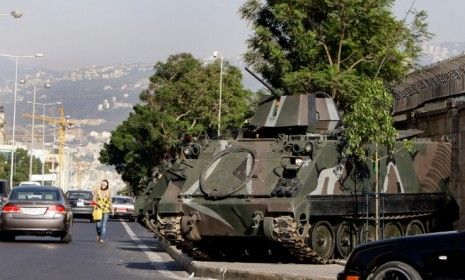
67 192 92 200
10 188 60 201
112 197 133 204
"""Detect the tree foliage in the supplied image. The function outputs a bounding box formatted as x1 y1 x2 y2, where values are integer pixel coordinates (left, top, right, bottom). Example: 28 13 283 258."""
343 78 396 157
100 53 253 194
240 0 431 104
240 0 431 154
0 149 47 185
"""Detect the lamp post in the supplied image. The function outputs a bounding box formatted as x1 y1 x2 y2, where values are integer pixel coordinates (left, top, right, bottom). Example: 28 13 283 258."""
0 53 44 188
212 51 223 138
23 80 52 181
35 101 61 185
51 121 57 186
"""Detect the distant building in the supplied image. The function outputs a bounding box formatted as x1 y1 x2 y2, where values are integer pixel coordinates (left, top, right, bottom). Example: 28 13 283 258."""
0 106 5 144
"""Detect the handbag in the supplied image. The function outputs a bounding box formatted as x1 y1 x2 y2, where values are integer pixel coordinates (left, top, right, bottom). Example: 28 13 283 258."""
92 208 103 221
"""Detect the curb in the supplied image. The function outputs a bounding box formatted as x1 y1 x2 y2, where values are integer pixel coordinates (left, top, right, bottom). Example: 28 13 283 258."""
160 242 341 280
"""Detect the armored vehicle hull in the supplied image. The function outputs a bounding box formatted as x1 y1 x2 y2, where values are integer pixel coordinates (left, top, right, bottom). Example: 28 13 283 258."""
154 92 457 262
156 138 455 261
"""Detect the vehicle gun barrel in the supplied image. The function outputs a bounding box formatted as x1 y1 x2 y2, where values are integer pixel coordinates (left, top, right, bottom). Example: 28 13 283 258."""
244 67 280 96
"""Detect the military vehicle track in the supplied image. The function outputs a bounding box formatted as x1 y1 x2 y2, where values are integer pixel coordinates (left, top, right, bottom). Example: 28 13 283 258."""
271 216 334 264
158 215 210 260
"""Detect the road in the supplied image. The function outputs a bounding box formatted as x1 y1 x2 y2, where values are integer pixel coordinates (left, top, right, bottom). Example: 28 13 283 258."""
0 219 189 280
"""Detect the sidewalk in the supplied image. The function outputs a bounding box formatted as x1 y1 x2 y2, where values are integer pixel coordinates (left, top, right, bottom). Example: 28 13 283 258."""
161 243 343 280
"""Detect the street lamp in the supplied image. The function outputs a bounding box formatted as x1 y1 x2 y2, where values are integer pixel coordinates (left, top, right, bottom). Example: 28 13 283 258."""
213 51 223 138
35 101 61 185
0 11 22 19
23 79 52 180
0 53 44 188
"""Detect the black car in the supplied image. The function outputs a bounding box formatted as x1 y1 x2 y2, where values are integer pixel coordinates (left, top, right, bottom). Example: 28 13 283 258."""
338 231 465 280
66 190 94 222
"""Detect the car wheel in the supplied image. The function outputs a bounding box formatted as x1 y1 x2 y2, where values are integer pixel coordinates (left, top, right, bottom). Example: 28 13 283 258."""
90 218 94 223
372 261 422 280
61 232 72 243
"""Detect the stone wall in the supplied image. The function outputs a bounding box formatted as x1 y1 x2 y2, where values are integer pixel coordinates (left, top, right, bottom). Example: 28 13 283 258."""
450 101 465 230
395 100 465 229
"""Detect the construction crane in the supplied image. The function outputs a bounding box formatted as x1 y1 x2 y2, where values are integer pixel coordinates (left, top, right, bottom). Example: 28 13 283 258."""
22 106 73 187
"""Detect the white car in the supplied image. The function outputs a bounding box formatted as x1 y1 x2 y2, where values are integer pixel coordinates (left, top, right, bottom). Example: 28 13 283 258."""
111 195 136 222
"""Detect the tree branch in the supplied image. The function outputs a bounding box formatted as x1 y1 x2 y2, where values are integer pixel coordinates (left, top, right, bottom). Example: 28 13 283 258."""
322 42 333 66
176 110 191 121
337 29 345 71
189 118 197 129
347 56 369 71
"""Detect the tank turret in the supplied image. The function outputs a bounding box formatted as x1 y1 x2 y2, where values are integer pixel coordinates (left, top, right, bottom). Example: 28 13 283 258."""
244 67 339 136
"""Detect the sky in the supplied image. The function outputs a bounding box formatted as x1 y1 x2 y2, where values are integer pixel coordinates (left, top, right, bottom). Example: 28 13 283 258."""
0 0 464 71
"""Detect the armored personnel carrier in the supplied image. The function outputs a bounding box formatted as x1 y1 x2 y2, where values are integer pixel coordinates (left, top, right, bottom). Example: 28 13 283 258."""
134 137 210 241
155 74 457 262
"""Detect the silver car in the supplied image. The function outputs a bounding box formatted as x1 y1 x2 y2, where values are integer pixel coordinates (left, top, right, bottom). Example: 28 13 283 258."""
0 186 73 243
111 195 136 222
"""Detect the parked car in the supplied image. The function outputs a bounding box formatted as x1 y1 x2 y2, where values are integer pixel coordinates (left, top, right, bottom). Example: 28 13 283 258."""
111 196 135 222
338 230 465 280
66 190 94 222
0 185 73 243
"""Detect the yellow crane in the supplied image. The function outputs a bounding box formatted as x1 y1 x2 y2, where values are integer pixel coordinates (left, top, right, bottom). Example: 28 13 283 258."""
22 106 73 187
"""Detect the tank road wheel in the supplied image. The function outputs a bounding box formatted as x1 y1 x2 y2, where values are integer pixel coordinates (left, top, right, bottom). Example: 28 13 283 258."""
309 221 335 260
359 223 376 244
383 222 403 239
405 220 425 236
372 261 422 280
336 222 357 259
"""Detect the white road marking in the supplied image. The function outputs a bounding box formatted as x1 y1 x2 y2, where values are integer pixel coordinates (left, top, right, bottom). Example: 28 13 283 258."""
120 221 184 279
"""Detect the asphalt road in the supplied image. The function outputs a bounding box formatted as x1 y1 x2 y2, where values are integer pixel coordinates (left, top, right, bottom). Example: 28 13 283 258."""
0 218 189 280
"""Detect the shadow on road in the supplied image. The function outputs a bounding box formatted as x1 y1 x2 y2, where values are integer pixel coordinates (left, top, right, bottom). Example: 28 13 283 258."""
9 239 63 244
117 246 165 253
124 261 184 271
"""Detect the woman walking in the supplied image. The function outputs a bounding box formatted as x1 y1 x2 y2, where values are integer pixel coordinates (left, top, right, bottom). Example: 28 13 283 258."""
95 179 113 243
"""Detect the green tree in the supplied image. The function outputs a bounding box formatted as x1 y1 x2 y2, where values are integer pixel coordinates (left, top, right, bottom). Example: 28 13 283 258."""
240 0 431 155
0 149 47 185
240 0 430 105
100 53 253 194
0 154 8 179
343 78 396 157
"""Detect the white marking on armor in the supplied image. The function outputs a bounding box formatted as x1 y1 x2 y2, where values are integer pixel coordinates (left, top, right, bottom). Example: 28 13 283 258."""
183 140 229 195
246 153 253 194
183 181 199 196
310 167 339 195
325 98 340 130
121 221 183 279
265 96 287 127
382 162 405 193
183 201 234 229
